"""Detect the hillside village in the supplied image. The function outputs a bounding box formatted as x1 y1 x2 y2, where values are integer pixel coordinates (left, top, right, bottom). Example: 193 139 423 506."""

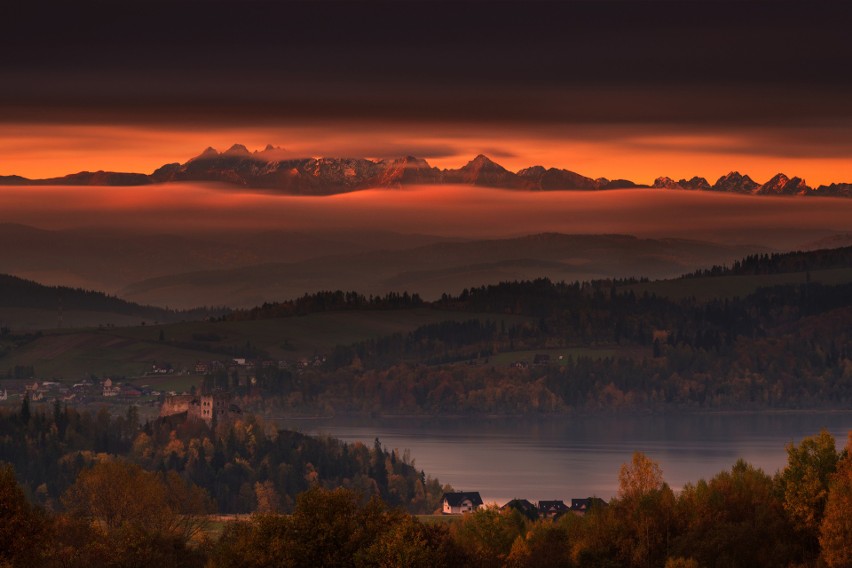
441 491 607 519
0 354 327 411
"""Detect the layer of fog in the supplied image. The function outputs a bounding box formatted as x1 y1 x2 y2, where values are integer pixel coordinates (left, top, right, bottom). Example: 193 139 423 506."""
2 183 849 249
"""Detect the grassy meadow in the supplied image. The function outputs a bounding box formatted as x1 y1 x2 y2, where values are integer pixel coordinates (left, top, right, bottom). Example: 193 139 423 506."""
2 308 531 381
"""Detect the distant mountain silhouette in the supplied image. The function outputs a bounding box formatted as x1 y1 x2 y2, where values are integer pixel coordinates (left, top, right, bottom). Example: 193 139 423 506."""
653 170 846 197
117 233 772 309
3 146 850 197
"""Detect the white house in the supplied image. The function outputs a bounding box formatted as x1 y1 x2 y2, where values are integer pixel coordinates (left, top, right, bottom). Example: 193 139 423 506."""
441 491 483 515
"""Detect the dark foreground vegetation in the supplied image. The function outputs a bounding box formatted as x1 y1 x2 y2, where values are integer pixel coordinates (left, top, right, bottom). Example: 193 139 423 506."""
2 426 851 568
0 403 446 517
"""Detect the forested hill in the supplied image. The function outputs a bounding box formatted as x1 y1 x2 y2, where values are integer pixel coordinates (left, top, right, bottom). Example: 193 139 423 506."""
225 290 425 321
218 246 852 323
683 245 852 278
0 273 218 322
0 404 447 516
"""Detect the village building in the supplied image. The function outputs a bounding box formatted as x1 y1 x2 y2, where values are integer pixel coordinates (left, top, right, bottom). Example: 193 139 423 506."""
102 378 121 397
160 390 241 425
501 498 539 520
150 363 172 374
120 385 142 398
441 491 483 515
570 497 607 515
538 499 570 518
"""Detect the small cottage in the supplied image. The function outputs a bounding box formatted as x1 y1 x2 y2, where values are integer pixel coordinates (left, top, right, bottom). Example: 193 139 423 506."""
441 491 483 515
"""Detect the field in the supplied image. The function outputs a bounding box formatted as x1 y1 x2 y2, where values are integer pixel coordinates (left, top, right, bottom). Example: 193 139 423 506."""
487 347 621 367
0 307 154 331
623 267 852 301
1 331 222 380
119 308 531 360
3 265 849 383
1 308 531 381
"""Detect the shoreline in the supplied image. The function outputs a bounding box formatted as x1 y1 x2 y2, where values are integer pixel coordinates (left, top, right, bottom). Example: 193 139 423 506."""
263 406 852 423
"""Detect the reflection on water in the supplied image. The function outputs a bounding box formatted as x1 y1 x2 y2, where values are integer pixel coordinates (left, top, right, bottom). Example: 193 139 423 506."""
272 412 852 505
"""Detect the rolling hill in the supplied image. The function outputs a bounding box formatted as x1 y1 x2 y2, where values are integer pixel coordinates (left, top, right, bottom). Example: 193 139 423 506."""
0 273 216 330
0 223 462 294
118 234 771 309
1 245 850 389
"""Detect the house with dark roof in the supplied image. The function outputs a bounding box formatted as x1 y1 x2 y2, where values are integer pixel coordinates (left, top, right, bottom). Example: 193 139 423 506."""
538 499 570 518
501 498 539 521
441 491 483 515
570 497 608 515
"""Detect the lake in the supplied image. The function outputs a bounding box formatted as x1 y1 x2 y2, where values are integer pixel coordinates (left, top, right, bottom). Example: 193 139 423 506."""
273 412 852 505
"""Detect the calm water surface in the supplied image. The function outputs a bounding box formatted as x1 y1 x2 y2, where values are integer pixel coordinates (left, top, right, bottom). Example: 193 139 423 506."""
273 412 852 505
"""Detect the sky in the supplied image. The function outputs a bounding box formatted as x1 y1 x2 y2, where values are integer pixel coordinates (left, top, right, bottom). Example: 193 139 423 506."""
2 1 851 185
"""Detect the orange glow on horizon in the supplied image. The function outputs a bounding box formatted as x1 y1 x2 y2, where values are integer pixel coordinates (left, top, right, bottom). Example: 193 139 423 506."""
1 123 851 188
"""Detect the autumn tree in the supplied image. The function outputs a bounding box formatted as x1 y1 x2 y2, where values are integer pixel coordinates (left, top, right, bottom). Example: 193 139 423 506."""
672 460 795 567
452 505 528 568
359 512 464 568
211 514 292 568
566 501 620 566
507 518 574 568
254 480 281 513
778 429 839 558
0 462 48 568
618 451 664 500
41 514 113 568
613 451 676 568
211 486 456 568
61 459 212 564
820 432 852 568
285 486 393 568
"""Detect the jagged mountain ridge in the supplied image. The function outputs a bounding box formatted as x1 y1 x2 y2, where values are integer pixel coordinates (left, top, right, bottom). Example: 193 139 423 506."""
2 145 850 197
652 170 847 197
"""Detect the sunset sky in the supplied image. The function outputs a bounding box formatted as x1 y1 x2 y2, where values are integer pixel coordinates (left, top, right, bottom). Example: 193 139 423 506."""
2 1 851 185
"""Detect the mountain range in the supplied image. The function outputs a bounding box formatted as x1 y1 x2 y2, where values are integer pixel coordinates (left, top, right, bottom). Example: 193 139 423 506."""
2 145 850 197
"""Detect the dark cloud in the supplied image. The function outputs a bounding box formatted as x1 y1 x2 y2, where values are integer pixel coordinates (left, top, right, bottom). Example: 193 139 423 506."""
581 123 852 161
2 1 850 129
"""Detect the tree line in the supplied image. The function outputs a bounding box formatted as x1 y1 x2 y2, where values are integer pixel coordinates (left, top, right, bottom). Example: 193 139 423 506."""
231 280 851 414
682 246 852 279
224 290 425 321
2 429 851 567
0 273 220 321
